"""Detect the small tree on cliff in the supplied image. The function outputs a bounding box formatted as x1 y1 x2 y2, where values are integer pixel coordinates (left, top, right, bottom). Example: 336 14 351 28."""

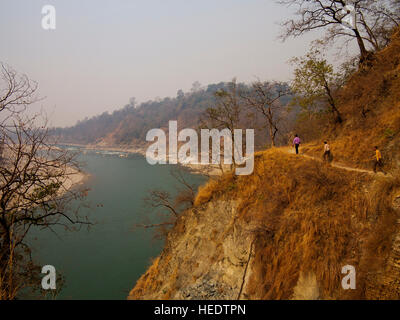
136 168 196 240
241 81 289 147
290 50 343 124
199 79 248 173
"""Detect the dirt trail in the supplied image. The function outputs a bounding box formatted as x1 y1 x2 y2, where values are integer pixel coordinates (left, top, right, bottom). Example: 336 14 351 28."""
284 147 389 177
286 145 400 298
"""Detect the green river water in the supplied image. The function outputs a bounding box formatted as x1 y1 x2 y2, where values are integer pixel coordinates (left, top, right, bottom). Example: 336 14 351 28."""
27 147 206 300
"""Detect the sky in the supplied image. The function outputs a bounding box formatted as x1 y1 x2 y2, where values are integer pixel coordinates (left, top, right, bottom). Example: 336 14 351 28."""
0 0 345 127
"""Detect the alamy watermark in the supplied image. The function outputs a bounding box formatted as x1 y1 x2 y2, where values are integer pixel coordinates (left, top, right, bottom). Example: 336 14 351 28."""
41 5 56 30
41 265 57 290
341 2 356 30
145 121 254 175
341 265 356 290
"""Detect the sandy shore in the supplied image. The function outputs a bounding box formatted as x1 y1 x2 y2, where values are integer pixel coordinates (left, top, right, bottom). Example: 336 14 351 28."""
61 143 223 177
1 145 89 198
61 167 89 194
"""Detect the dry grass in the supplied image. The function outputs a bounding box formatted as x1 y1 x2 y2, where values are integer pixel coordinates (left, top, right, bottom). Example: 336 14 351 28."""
128 257 162 299
194 173 236 206
0 240 19 300
190 33 400 298
194 148 400 299
300 28 400 172
130 30 400 300
131 148 400 300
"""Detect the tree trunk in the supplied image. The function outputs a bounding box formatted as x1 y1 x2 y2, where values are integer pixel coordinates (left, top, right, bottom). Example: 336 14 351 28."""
353 28 369 61
0 218 11 272
267 108 277 147
268 123 276 147
323 81 343 124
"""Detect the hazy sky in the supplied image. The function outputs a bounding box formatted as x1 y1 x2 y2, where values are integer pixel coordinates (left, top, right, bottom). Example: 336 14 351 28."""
1 0 331 127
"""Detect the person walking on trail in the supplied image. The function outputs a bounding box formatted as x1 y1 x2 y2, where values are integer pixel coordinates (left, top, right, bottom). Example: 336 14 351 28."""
293 134 301 155
323 141 331 162
373 146 385 173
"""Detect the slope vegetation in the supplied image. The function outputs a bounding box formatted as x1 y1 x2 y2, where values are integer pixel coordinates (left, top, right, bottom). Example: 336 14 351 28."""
128 29 400 300
129 149 400 299
303 28 400 173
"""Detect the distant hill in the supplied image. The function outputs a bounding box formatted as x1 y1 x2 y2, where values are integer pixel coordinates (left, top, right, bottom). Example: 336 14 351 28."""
51 81 295 149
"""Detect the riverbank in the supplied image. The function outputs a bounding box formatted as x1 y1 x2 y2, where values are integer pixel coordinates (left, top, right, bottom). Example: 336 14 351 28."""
60 143 223 177
1 145 89 198
62 166 89 194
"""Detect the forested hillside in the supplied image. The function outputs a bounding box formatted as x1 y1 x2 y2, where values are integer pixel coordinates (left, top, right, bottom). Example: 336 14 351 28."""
51 81 294 149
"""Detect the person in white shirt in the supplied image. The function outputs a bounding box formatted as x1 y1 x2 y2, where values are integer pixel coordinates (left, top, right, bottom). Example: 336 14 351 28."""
323 141 331 162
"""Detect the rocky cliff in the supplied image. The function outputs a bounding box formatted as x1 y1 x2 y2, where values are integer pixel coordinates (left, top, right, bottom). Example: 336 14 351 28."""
129 150 400 300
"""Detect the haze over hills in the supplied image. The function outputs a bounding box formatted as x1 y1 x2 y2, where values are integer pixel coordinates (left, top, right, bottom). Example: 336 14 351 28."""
51 81 294 149
3 0 400 302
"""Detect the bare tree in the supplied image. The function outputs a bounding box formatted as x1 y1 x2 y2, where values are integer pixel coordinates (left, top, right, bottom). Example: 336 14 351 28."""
201 79 242 134
136 168 196 239
279 0 400 62
170 169 195 207
241 81 289 147
199 79 247 173
0 63 40 122
0 63 89 299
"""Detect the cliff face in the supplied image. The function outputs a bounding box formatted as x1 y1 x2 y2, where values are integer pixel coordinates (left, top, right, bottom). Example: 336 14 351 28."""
129 200 254 300
129 150 400 300
128 30 400 301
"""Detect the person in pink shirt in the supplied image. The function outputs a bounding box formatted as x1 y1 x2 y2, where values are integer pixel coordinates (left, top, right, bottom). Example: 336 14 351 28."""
323 141 331 162
293 134 301 154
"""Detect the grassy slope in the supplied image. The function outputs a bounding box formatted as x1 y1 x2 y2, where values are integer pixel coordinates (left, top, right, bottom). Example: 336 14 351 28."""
303 28 400 172
130 149 400 299
129 30 400 300
195 149 400 299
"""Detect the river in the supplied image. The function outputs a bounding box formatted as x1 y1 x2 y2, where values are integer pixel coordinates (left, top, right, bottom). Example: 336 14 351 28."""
27 147 206 300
